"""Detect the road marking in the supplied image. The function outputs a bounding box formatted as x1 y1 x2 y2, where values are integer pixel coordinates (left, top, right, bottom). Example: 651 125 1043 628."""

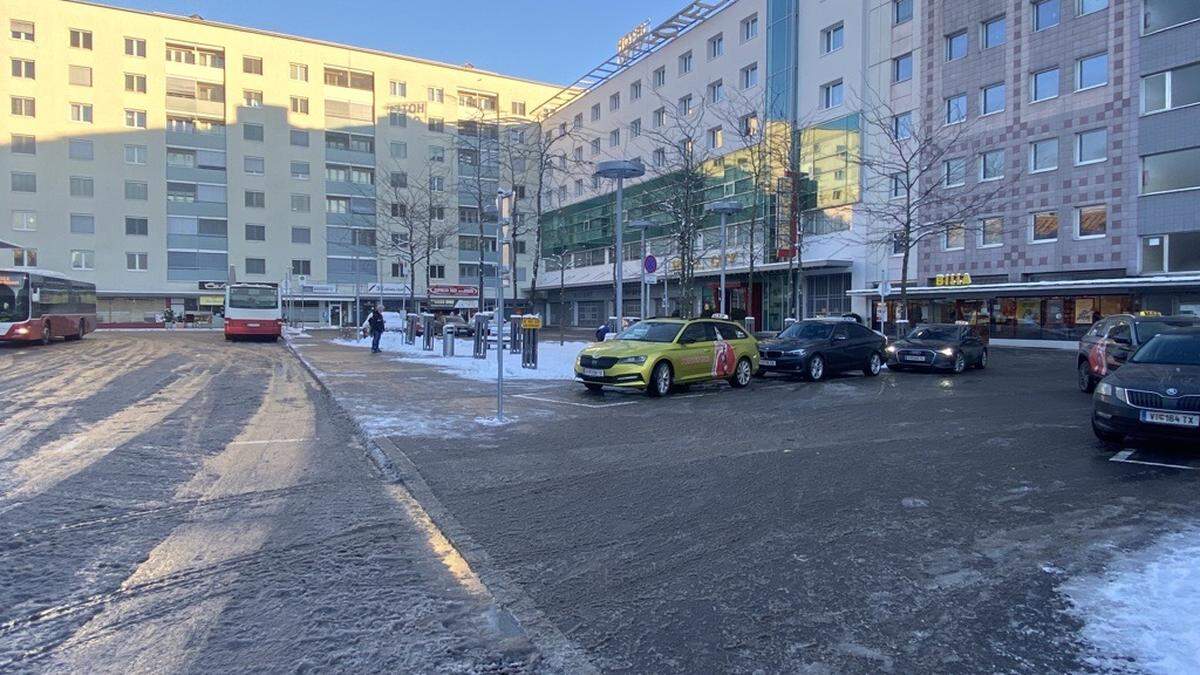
1109 449 1198 471
227 437 314 446
512 393 638 409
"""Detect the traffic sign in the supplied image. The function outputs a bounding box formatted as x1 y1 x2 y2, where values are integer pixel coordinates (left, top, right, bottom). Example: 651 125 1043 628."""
879 280 892 298
644 255 658 274
646 273 659 285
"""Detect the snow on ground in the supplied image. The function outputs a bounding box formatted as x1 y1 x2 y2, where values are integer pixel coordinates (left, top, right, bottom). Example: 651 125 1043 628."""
1062 525 1200 674
335 332 589 381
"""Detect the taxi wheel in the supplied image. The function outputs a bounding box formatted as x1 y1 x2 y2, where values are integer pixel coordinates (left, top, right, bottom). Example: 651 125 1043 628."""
584 383 604 392
730 358 753 388
952 353 967 374
806 354 826 382
647 361 672 397
863 352 882 377
1077 361 1096 393
976 349 989 369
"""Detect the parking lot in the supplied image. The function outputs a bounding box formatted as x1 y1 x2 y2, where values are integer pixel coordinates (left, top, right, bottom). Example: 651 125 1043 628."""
294 335 1200 673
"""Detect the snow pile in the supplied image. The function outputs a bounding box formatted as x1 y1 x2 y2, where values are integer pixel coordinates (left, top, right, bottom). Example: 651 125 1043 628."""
283 326 311 339
334 331 590 381
1062 525 1200 674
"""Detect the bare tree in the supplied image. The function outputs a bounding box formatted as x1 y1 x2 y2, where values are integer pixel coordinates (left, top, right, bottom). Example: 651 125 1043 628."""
374 155 457 310
456 105 503 312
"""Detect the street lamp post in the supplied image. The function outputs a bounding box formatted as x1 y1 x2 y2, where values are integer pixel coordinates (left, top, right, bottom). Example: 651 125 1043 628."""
594 160 645 330
629 219 654 319
706 200 742 317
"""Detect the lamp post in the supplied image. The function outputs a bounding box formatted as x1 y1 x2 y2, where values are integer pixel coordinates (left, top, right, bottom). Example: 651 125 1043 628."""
594 160 645 330
629 219 654 319
706 200 742 316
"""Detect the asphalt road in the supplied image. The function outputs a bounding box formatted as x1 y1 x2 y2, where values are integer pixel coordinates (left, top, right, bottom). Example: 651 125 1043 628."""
331 345 1200 673
0 332 537 673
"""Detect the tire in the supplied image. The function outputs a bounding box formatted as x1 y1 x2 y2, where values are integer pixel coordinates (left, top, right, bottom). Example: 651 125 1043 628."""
584 382 604 392
40 322 51 345
976 349 988 369
647 361 672 397
65 320 84 341
1092 418 1124 445
952 352 967 374
806 354 826 382
863 352 882 377
730 357 753 388
1078 360 1096 393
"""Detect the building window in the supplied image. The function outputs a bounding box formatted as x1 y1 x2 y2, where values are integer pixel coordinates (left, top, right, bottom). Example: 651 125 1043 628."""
821 80 844 109
893 53 913 82
1034 0 1061 30
653 107 667 128
11 172 36 193
291 259 311 276
244 156 265 175
125 109 147 128
982 82 1005 114
821 23 844 54
980 217 1004 246
125 73 147 93
11 20 35 41
1143 0 1200 33
291 194 311 212
70 249 95 270
893 111 912 139
591 138 601 155
125 180 149 200
1075 128 1107 164
126 252 148 271
708 126 723 149
653 148 666 166
14 248 37 267
245 258 266 275
428 117 444 132
245 190 266 208
70 213 95 233
291 227 311 244
11 58 35 79
11 96 35 117
125 217 149 235
630 118 642 138
70 102 92 123
1030 137 1059 172
1142 62 1200 114
245 223 266 241
946 32 968 61
609 92 620 111
125 37 146 57
707 79 724 102
890 172 907 199
429 264 446 279
609 128 620 147
741 13 759 41
740 112 759 136
737 62 759 90
291 96 309 114
1032 211 1059 242
943 224 965 250
679 51 693 75
653 66 667 88
1077 52 1108 90
944 158 967 187
894 0 913 24
983 16 1006 48
289 62 308 82
69 65 92 87
243 90 263 107
1032 68 1059 101
707 32 724 59
630 80 642 101
428 87 444 102
678 94 694 115
11 135 35 157
1080 0 1108 15
1076 204 1107 238
68 138 92 160
12 210 36 231
243 56 263 75
945 94 967 124
244 123 264 141
70 176 94 197
980 149 1005 180
290 161 310 180
1141 146 1200 194
69 29 92 50
1142 233 1200 273
512 100 526 115
430 176 444 191
290 129 309 147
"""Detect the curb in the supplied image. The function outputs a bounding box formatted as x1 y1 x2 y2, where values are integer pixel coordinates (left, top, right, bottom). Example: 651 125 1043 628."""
282 337 597 674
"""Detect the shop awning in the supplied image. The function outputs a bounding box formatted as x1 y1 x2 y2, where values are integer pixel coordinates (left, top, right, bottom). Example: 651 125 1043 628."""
850 274 1200 299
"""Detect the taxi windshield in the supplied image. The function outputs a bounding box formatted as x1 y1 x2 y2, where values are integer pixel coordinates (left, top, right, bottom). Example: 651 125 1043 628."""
617 321 682 343
1131 333 1200 366
778 322 833 340
907 325 961 341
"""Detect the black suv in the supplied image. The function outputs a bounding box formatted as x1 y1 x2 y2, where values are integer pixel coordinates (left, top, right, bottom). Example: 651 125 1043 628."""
1092 327 1200 444
1077 314 1200 392
757 319 887 381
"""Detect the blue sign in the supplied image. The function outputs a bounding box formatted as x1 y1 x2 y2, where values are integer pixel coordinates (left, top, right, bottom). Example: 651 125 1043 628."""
644 255 658 274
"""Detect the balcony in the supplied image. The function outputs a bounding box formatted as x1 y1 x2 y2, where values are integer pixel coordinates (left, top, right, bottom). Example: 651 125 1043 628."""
324 180 374 197
166 166 227 184
165 129 226 150
166 234 228 251
458 222 498 236
167 200 227 218
324 146 375 166
165 96 226 119
459 249 499 263
325 211 376 227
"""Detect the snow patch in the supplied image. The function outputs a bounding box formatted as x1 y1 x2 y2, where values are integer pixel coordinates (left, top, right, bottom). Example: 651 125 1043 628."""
1062 525 1200 674
474 416 516 428
334 332 589 382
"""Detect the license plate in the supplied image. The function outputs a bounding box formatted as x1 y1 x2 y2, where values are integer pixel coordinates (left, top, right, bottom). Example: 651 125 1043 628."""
902 355 925 362
247 322 260 328
760 359 776 367
1140 410 1200 427
582 367 605 378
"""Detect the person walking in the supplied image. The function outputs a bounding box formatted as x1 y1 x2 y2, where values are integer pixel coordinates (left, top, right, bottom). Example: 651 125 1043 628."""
366 306 386 353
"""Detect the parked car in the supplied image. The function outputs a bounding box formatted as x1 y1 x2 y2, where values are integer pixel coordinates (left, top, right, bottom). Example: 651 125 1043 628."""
1092 327 1200 444
437 314 472 336
380 311 406 332
757 319 887 381
1077 313 1200 392
886 323 988 374
575 318 759 396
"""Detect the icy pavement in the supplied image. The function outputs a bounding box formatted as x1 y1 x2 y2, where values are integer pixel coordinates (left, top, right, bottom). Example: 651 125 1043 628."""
1063 524 1200 674
0 333 540 672
335 331 589 381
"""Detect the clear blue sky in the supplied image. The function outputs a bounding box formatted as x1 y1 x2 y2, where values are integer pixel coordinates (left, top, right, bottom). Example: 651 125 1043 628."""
99 0 689 84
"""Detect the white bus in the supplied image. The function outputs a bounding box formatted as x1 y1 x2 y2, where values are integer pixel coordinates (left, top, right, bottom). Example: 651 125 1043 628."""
224 282 282 341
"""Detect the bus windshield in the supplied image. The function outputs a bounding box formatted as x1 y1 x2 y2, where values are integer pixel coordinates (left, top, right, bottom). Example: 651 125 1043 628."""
227 286 278 310
0 274 29 323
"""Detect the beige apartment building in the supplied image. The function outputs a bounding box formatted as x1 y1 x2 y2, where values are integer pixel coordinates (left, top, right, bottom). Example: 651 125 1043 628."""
2 0 560 324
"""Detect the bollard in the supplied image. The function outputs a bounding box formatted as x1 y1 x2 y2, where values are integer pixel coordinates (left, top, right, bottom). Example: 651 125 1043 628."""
420 313 435 351
744 316 756 334
472 312 492 359
442 325 456 356
520 314 541 369
509 316 523 355
405 312 420 345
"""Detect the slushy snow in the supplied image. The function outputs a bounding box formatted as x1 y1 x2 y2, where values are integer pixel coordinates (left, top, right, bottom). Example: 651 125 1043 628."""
1062 525 1200 674
336 331 588 381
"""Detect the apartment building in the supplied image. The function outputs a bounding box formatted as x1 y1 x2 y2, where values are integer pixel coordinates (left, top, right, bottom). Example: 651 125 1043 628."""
2 0 559 324
866 0 1200 342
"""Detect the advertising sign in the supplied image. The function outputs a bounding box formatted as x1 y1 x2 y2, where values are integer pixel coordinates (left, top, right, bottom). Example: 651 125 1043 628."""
428 284 479 297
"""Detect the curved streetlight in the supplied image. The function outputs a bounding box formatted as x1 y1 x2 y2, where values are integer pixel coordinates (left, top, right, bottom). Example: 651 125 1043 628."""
706 199 742 316
594 160 645 330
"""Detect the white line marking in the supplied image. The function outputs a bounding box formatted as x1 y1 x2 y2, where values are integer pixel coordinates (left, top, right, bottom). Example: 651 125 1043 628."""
512 394 638 409
1109 449 1197 471
227 437 314 446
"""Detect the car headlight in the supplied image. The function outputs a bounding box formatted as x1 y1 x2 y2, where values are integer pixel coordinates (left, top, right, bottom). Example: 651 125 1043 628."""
1096 382 1127 402
938 347 955 356
616 355 647 365
787 348 807 356
885 345 897 353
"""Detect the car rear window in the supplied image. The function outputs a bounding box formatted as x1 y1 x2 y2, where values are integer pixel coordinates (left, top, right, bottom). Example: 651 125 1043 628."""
1136 319 1200 343
715 323 747 340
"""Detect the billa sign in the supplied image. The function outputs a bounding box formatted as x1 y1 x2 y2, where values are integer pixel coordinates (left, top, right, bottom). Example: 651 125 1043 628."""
934 273 973 287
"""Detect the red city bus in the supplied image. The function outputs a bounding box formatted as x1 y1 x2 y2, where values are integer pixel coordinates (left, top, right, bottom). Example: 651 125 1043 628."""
224 282 283 341
0 268 98 344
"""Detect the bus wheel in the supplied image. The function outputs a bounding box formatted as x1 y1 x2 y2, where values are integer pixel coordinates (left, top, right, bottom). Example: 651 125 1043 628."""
40 322 51 345
65 320 84 341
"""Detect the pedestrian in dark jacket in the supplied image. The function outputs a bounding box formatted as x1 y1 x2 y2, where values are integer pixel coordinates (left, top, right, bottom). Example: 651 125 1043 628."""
367 307 385 352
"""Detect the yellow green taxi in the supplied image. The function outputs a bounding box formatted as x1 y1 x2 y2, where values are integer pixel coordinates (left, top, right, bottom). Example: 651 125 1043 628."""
575 318 760 396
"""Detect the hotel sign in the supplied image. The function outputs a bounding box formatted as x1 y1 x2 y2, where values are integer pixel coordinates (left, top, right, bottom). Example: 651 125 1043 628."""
617 21 649 64
934 273 973 287
390 102 426 115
